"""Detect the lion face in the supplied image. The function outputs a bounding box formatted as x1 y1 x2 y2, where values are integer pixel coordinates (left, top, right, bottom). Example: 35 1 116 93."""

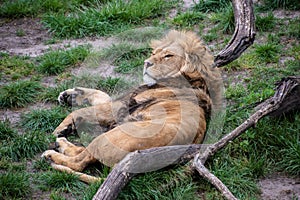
143 30 214 86
143 42 185 85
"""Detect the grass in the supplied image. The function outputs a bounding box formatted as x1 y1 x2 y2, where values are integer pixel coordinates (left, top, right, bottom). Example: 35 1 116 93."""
0 0 300 199
0 130 50 161
36 45 90 75
287 18 300 39
0 172 31 199
255 12 276 32
0 53 35 81
0 0 81 18
37 171 85 193
0 80 43 108
254 43 280 63
172 12 205 28
211 4 235 34
42 0 175 38
0 120 17 140
20 107 69 133
193 0 231 12
261 0 300 10
114 48 151 73
119 167 198 200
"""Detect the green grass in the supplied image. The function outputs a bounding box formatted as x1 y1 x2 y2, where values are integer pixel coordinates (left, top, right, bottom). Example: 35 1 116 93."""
193 0 231 12
114 48 151 73
254 43 280 63
20 107 69 133
0 54 35 81
42 0 175 38
0 120 17 140
203 29 219 43
172 12 205 28
255 13 276 32
0 172 31 199
36 45 90 75
98 43 139 61
0 80 43 108
82 181 104 200
260 0 300 10
287 18 300 39
0 131 50 161
0 0 81 18
37 171 85 193
95 42 151 74
119 167 198 200
211 5 235 34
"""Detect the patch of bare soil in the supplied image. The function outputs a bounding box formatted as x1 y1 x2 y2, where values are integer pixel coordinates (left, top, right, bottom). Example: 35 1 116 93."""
0 18 116 57
259 174 300 200
0 17 51 54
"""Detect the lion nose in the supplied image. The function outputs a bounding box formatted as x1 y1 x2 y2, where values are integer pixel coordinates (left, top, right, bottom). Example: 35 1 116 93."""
144 60 153 68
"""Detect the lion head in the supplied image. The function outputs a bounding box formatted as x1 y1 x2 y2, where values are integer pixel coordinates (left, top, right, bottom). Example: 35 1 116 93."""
144 30 223 112
143 30 215 85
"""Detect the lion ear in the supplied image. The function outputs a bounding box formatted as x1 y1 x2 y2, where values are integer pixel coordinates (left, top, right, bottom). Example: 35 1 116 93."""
181 53 200 74
182 47 214 74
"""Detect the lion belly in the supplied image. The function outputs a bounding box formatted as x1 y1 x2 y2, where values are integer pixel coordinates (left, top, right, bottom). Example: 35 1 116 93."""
86 100 206 167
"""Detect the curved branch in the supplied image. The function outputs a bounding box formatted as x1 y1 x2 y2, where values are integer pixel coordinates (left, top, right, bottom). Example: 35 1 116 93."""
214 0 256 67
92 144 203 200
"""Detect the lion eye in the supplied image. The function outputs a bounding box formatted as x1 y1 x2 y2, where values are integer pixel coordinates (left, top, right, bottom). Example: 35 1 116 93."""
164 54 174 58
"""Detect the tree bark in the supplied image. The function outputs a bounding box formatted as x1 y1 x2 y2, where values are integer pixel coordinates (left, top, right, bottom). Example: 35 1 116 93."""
93 144 203 200
193 158 238 200
214 0 256 67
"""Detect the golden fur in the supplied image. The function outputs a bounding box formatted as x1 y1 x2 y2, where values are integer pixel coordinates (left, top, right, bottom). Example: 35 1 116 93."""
42 30 222 183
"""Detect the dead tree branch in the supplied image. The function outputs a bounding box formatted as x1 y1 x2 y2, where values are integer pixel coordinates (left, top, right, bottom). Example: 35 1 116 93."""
191 76 300 199
93 144 203 200
193 159 238 200
214 0 256 67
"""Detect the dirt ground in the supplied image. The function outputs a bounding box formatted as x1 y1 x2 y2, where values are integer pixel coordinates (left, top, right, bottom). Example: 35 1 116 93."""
0 12 300 200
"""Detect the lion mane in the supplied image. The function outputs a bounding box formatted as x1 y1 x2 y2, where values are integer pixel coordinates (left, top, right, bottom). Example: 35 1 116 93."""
42 30 223 183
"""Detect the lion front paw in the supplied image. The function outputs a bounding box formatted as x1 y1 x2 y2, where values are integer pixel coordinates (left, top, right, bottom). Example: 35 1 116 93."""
53 123 78 138
41 150 58 160
58 88 87 106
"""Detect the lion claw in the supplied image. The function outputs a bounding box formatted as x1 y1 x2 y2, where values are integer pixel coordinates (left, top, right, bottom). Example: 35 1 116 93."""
41 150 57 160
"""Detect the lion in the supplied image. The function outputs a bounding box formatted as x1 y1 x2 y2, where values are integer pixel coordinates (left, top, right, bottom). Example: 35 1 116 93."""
41 30 223 183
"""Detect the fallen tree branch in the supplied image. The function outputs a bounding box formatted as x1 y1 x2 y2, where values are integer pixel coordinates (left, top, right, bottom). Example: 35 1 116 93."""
198 76 299 164
191 75 300 199
92 144 203 200
193 158 238 200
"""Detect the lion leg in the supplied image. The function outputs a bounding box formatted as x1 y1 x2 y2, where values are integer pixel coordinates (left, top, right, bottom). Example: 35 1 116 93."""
53 103 115 137
50 163 103 184
42 148 97 172
58 87 111 106
55 137 85 157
